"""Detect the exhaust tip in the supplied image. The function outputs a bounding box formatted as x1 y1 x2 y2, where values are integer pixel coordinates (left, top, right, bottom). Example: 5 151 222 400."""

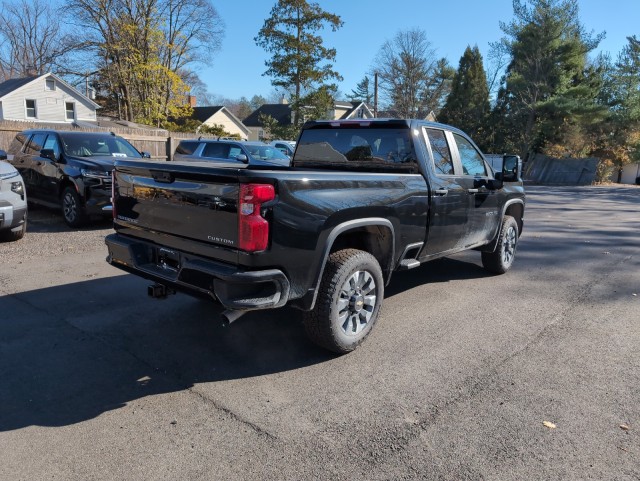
221 309 246 327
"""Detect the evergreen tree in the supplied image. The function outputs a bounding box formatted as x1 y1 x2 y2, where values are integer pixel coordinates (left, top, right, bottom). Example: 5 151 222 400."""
255 0 343 124
439 46 490 150
347 76 373 103
589 37 640 181
492 0 605 158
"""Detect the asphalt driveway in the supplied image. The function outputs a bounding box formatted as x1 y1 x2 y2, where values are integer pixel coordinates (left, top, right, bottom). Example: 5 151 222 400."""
0 185 638 480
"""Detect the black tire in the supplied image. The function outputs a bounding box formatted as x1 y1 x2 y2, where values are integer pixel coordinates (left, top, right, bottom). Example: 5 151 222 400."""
0 220 26 242
303 249 384 354
482 215 519 274
61 186 87 227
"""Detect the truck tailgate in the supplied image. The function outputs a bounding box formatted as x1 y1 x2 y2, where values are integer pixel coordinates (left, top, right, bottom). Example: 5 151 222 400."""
113 161 241 249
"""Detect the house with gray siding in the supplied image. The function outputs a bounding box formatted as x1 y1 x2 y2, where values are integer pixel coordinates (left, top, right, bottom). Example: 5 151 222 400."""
0 73 100 123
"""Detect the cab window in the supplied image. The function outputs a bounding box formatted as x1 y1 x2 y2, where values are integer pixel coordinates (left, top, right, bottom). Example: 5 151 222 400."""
43 134 61 158
227 147 242 159
424 128 454 175
26 133 47 155
454 133 487 176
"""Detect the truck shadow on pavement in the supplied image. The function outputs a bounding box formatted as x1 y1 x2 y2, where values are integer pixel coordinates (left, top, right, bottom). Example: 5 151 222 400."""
0 256 489 432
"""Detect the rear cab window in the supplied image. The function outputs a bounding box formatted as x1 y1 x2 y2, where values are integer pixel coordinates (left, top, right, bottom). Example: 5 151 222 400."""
293 123 418 173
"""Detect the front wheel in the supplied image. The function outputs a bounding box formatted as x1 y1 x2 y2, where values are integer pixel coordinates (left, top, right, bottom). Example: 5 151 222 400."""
303 249 384 354
61 186 88 227
482 215 519 274
0 220 26 242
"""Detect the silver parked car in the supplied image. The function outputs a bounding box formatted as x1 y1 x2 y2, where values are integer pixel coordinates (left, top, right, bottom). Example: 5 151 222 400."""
173 139 290 167
0 150 27 241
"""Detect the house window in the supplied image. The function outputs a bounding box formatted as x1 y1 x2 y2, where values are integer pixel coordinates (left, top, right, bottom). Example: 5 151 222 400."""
258 129 264 141
65 102 75 121
25 99 36 119
45 78 55 91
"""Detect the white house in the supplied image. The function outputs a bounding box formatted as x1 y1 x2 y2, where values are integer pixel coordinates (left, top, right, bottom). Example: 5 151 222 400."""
243 100 374 141
192 105 250 140
0 72 100 123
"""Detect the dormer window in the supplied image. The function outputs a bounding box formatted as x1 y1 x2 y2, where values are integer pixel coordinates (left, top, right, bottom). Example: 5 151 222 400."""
45 78 55 91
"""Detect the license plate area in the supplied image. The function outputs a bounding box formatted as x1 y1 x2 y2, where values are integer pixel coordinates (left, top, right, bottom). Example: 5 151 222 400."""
154 247 181 272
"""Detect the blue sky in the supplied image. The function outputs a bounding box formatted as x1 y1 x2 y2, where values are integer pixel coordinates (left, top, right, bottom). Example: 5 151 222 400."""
199 0 639 102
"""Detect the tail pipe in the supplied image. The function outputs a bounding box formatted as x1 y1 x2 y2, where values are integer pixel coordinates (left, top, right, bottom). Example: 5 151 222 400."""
221 309 247 327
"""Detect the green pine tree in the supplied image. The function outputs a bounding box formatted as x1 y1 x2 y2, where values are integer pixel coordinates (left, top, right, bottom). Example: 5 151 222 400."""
492 0 605 158
255 0 343 125
347 76 373 103
439 46 490 150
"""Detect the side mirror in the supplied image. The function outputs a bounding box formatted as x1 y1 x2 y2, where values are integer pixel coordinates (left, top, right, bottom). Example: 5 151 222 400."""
502 154 521 182
0 149 7 161
141 151 151 158
40 149 58 162
488 173 504 190
236 154 248 163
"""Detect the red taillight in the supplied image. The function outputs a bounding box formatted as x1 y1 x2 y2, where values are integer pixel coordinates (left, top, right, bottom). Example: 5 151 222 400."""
238 183 275 252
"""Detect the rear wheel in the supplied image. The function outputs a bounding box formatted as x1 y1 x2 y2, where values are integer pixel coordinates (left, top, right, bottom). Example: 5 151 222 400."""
303 249 384 354
61 186 87 227
482 215 519 274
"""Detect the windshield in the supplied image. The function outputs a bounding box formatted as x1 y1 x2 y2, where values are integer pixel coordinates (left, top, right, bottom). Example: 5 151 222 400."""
60 133 142 158
294 127 418 173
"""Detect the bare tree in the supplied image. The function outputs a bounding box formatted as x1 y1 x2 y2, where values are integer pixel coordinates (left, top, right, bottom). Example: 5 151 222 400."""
0 0 74 80
64 0 224 122
372 28 451 118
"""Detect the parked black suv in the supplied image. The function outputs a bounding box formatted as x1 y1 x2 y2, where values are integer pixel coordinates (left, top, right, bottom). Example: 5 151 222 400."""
7 130 148 226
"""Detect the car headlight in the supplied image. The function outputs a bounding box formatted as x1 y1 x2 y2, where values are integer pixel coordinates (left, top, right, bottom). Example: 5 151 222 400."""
11 181 24 199
0 170 19 180
81 169 111 180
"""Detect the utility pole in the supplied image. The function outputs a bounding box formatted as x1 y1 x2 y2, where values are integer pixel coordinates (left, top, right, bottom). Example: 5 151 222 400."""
374 72 378 118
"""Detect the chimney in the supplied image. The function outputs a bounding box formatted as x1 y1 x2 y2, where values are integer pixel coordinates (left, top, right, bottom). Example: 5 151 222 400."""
188 95 197 107
280 94 288 105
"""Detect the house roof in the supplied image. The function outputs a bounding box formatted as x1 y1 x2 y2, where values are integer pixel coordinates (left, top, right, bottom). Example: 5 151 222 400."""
192 106 224 123
0 72 101 108
192 105 250 137
338 101 374 120
0 77 35 98
244 103 292 127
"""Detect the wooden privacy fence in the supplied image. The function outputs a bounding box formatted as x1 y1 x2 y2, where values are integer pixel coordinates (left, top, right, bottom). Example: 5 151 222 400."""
0 120 213 161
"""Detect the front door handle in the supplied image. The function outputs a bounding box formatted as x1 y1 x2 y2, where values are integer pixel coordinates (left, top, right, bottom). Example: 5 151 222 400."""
467 188 479 194
434 189 448 196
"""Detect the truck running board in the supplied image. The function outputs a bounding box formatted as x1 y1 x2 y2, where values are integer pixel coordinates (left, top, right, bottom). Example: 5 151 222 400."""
398 259 421 270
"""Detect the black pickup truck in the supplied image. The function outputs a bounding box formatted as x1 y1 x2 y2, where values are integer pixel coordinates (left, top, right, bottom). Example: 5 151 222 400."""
105 119 525 353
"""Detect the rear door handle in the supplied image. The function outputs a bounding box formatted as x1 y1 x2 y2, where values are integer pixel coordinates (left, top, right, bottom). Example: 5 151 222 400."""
467 188 479 194
434 189 448 196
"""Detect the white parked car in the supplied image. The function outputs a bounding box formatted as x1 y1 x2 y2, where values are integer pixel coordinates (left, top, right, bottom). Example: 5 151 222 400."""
0 151 27 241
